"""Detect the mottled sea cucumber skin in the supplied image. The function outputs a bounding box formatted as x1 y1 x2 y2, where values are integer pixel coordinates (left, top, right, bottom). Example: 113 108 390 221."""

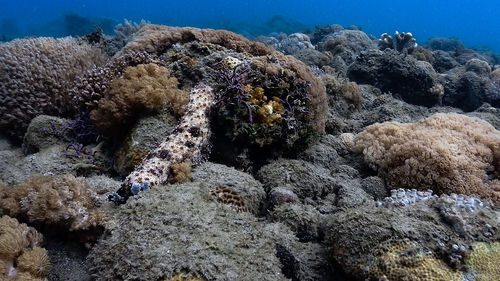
123 85 214 188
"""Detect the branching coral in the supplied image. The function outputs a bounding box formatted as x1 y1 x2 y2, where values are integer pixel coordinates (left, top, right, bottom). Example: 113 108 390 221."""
0 174 105 231
0 36 106 142
354 113 500 203
0 215 50 280
90 63 188 135
379 31 418 53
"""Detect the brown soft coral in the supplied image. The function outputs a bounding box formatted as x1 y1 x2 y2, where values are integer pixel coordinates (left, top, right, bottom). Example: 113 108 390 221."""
90 63 188 134
354 113 500 203
0 215 50 280
0 37 106 142
0 174 105 231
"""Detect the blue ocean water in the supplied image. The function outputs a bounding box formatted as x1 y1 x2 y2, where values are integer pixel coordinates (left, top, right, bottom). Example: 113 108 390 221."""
0 0 499 52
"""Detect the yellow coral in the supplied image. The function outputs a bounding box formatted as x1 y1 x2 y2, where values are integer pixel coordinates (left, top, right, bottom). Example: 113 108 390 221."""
369 240 463 281
256 96 285 125
466 242 500 281
242 84 284 125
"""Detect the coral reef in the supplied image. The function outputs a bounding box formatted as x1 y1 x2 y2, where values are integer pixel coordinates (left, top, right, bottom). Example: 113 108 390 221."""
111 24 327 194
0 37 106 142
0 174 105 230
90 63 188 135
0 215 50 280
354 113 500 203
118 24 327 135
89 181 291 281
324 196 499 280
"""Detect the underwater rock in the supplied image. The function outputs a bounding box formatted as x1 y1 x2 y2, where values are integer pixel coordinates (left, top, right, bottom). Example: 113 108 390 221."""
22 115 72 154
309 24 345 45
334 178 373 208
88 181 291 281
318 29 376 65
359 176 388 200
113 109 177 177
432 50 460 72
271 32 314 55
442 67 489 111
426 37 466 52
257 159 337 200
192 162 266 215
297 134 344 172
347 49 442 107
0 143 111 185
324 197 499 280
292 48 333 69
271 202 323 242
465 58 492 76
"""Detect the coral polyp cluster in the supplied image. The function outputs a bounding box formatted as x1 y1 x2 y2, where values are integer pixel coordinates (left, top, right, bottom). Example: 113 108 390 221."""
0 174 105 231
0 215 50 280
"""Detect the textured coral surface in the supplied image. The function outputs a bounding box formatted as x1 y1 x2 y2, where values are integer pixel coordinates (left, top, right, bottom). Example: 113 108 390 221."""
354 113 500 203
0 37 105 141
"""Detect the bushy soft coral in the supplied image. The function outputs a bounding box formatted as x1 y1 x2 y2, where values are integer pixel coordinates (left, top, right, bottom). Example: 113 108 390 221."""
0 174 105 231
354 113 500 203
0 215 50 280
90 63 189 135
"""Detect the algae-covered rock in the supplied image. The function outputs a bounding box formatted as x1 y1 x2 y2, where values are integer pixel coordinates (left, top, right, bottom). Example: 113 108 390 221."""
192 162 266 215
271 203 323 242
88 182 289 281
0 144 111 185
257 159 337 200
22 115 72 154
324 198 500 280
348 49 441 107
113 109 177 176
